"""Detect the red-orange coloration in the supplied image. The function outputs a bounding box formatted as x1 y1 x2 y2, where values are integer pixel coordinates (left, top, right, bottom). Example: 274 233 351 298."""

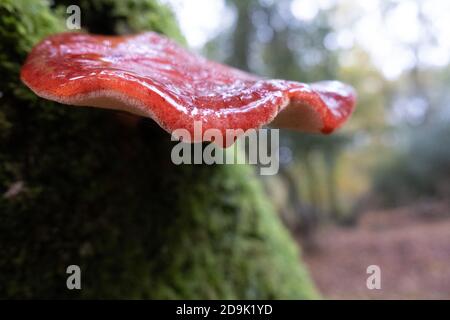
21 32 356 146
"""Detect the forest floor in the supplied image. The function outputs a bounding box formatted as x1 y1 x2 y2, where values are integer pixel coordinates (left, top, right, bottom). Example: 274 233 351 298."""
300 201 450 299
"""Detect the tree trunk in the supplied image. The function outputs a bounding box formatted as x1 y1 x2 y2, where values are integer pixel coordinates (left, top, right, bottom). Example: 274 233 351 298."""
0 0 318 299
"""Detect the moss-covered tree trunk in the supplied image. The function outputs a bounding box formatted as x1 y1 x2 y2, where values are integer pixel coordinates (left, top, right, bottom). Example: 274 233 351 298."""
0 0 317 299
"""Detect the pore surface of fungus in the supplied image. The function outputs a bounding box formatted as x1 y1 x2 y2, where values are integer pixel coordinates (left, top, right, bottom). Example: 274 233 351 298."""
21 32 356 146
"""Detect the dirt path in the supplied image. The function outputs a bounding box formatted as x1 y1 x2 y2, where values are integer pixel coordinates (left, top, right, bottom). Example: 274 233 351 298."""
301 206 450 299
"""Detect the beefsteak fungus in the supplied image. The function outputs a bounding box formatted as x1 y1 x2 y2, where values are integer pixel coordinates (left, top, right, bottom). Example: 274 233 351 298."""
21 32 356 146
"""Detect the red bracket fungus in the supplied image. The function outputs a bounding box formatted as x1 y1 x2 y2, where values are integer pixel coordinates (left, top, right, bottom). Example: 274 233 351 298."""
21 32 356 147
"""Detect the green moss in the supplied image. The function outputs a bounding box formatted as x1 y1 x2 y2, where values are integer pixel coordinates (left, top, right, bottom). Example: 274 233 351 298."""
0 0 318 299
53 0 185 43
142 159 318 299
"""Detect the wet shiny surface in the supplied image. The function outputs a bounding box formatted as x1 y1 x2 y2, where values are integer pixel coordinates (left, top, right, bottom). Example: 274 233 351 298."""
21 32 356 144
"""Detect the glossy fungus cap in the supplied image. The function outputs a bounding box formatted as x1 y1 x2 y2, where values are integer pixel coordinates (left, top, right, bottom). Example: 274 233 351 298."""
21 32 356 147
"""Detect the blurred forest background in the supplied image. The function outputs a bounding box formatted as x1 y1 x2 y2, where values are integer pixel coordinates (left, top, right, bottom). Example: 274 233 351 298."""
165 0 450 299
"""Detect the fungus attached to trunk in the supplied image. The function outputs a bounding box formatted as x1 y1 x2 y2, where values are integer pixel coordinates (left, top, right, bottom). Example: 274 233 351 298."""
21 32 356 147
